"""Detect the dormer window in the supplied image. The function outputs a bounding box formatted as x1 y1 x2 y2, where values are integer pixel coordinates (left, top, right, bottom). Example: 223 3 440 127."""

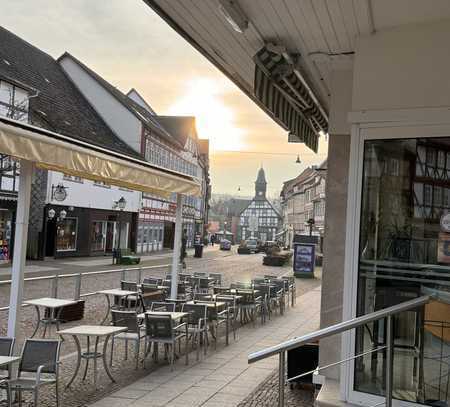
0 80 29 122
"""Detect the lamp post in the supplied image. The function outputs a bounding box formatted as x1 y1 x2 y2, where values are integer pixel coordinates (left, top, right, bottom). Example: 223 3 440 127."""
114 197 127 255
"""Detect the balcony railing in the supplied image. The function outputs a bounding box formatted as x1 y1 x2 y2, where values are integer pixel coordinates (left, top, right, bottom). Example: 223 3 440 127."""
248 295 432 407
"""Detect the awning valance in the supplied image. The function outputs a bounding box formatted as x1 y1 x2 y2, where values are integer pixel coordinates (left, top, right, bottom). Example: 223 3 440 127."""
253 46 328 152
0 118 201 198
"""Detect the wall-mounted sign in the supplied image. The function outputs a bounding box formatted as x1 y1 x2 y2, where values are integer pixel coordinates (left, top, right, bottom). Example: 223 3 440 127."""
293 243 315 278
440 213 450 232
52 184 68 202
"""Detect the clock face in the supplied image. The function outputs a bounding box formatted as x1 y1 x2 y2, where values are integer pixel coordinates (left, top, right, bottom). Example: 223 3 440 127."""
258 191 263 196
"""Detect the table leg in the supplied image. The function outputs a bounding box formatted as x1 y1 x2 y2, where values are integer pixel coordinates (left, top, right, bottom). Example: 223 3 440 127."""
102 334 116 383
82 336 90 381
93 336 99 387
101 295 111 325
31 306 41 338
226 312 229 346
65 335 82 388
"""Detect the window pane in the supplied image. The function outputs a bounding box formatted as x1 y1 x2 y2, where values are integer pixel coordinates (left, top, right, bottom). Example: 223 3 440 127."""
355 137 450 405
56 218 77 251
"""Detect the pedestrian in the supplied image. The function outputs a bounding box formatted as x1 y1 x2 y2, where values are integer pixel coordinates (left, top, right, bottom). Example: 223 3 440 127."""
210 234 216 246
180 229 188 268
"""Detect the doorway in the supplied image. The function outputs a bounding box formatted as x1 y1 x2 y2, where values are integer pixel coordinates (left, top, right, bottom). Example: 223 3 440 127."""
45 218 56 257
163 221 174 249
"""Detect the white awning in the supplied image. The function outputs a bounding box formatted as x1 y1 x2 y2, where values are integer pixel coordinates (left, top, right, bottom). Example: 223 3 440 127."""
0 117 201 198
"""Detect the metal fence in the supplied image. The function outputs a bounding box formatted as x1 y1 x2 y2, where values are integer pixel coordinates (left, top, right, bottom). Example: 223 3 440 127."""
0 263 171 312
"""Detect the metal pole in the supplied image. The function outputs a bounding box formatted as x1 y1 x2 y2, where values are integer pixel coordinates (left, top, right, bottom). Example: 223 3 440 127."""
52 275 58 297
137 267 142 284
278 351 285 407
170 193 183 299
385 315 394 407
7 160 34 339
74 272 82 300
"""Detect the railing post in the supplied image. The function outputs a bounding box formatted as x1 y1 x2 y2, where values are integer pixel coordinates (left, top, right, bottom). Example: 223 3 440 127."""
385 315 394 407
121 269 126 282
51 274 58 298
278 351 285 407
74 272 82 300
137 267 142 284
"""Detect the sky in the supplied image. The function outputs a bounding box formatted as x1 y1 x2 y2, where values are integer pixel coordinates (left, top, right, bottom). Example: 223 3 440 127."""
0 0 328 198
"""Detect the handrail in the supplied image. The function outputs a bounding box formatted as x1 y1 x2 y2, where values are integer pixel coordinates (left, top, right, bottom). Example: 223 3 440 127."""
248 295 430 363
248 294 432 407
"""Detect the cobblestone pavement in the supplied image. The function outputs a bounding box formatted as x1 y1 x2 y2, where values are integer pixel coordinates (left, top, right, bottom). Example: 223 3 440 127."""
0 248 321 406
237 371 315 407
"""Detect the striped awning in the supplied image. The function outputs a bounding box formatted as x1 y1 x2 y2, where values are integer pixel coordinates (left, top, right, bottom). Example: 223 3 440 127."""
253 46 328 152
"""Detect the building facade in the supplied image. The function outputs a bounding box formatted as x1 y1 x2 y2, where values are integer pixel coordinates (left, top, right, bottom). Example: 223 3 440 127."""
59 54 210 253
237 168 281 242
0 27 142 260
280 162 327 246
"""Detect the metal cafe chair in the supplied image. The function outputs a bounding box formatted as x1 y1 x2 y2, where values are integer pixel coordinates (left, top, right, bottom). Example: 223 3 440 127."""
181 303 208 360
209 273 223 286
143 277 163 286
143 314 188 370
193 300 229 349
0 337 14 407
110 310 145 369
1 339 61 407
150 302 175 312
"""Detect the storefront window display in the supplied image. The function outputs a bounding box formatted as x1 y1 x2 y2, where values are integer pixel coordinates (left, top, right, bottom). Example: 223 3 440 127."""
56 218 77 252
0 210 12 262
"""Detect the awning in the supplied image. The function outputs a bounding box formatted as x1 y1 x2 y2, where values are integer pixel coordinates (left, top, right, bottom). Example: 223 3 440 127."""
0 117 201 198
253 46 328 152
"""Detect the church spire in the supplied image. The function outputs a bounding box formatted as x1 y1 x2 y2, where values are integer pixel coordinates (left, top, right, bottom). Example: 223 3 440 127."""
255 167 267 199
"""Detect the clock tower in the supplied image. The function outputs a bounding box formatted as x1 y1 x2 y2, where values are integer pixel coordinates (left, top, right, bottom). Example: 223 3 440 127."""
255 167 267 200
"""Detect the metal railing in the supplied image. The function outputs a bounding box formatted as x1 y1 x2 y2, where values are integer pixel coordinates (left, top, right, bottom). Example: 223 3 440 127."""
0 263 171 312
248 295 432 407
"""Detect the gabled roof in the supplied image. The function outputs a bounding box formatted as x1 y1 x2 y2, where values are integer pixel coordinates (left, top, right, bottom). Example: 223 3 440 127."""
126 88 157 115
155 116 198 147
281 167 315 197
0 26 141 159
58 52 183 149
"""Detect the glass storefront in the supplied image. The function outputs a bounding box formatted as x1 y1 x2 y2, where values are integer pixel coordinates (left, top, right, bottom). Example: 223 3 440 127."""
0 209 12 261
137 221 164 253
56 218 77 252
355 137 450 405
91 220 129 252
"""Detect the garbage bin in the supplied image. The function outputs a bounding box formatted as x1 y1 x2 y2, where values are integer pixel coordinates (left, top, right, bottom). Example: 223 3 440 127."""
194 244 204 258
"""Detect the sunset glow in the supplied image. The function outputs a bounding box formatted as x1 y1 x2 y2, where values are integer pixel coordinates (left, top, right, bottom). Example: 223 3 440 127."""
167 78 245 151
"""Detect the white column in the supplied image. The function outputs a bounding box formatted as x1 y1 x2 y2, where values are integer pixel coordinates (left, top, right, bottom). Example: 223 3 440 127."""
170 193 183 299
8 160 34 338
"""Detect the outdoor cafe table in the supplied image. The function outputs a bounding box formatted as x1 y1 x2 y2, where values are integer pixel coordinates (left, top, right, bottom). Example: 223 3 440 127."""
0 356 20 404
137 311 189 321
23 297 78 338
96 289 139 324
57 325 127 388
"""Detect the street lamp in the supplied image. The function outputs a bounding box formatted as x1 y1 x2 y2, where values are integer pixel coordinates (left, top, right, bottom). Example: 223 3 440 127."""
113 197 127 255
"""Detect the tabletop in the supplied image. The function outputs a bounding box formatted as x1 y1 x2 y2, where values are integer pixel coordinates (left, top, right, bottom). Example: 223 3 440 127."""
0 356 21 367
24 297 78 309
187 301 226 309
97 289 138 297
57 325 127 337
137 311 188 320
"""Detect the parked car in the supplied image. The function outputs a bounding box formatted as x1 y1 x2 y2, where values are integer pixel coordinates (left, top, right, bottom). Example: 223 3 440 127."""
261 240 279 254
220 239 232 251
245 239 259 253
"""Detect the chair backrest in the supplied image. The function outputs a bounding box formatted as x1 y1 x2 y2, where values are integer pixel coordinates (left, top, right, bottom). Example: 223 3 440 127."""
193 272 207 277
179 273 192 282
121 280 138 291
151 302 175 312
252 277 267 285
181 303 207 325
0 337 14 356
194 293 212 301
141 283 160 293
111 310 140 334
209 273 222 285
144 314 173 339
143 277 162 286
199 278 211 289
19 339 60 375
253 283 271 297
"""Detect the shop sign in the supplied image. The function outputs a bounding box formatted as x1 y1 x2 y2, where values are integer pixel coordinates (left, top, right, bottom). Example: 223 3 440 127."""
293 243 315 277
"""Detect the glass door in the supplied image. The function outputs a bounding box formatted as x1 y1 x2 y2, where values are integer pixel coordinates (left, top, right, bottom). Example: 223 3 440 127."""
351 131 450 406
